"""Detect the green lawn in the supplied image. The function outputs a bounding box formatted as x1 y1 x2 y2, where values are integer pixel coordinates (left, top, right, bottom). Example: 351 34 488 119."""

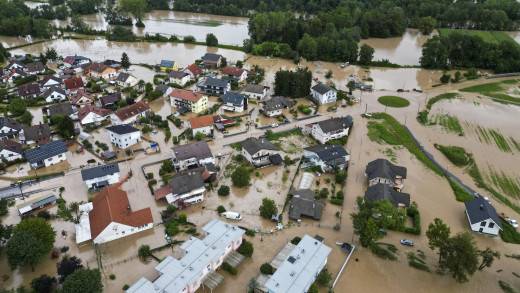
377 96 410 108
460 81 509 93
434 144 472 167
460 80 520 106
438 29 515 44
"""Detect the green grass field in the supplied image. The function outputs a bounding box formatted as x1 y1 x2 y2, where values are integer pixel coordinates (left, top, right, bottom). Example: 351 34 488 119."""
460 80 520 105
430 114 464 136
434 144 473 167
377 96 410 108
438 29 515 44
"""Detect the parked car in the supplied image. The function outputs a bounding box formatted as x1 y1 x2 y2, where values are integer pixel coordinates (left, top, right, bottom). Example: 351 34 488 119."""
506 218 518 228
400 239 414 246
221 211 242 221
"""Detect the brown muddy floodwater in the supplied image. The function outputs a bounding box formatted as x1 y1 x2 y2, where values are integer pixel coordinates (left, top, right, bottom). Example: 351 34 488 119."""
360 29 431 66
52 11 249 46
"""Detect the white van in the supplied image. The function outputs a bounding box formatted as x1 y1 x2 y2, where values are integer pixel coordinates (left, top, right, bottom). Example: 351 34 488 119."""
221 211 242 221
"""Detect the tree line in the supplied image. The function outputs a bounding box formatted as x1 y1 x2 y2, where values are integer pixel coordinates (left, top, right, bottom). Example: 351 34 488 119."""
420 33 520 73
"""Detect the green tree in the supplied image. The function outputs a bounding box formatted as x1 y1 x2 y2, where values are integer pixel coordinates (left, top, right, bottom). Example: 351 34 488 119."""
351 197 381 247
121 52 130 70
119 0 147 25
217 185 230 196
62 269 103 293
260 263 275 274
18 111 33 126
50 115 75 139
57 256 83 283
231 166 250 187
478 248 500 271
31 275 57 293
440 72 451 84
347 80 356 95
237 239 254 257
138 245 151 261
259 198 277 219
358 44 375 65
441 232 479 283
45 48 58 61
6 218 56 270
417 16 437 35
426 218 451 261
8 98 27 117
297 34 317 60
316 269 332 286
0 198 9 216
216 205 226 214
206 33 218 46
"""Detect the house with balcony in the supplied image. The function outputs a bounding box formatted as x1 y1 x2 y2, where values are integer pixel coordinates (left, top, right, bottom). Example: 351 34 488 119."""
172 141 215 171
81 163 120 190
197 77 230 96
169 70 191 87
222 66 248 83
154 171 206 207
302 116 353 144
127 219 245 293
302 144 350 172
169 89 208 114
262 96 294 117
43 87 67 103
240 137 283 167
201 53 223 68
365 158 407 192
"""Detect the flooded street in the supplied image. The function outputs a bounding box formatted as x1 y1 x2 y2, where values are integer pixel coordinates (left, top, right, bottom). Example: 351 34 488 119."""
360 29 431 66
52 11 249 46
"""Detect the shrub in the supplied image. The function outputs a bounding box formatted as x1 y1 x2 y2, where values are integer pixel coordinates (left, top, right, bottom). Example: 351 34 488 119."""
259 198 277 219
290 236 301 245
245 229 256 237
231 166 251 187
217 205 226 214
217 185 230 196
123 285 129 290
222 262 237 275
238 240 254 257
335 170 347 184
109 274 116 280
260 263 275 275
316 269 332 286
138 245 151 260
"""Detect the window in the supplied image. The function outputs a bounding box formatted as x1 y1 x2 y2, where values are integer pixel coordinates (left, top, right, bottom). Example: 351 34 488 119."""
480 222 486 227
488 222 495 228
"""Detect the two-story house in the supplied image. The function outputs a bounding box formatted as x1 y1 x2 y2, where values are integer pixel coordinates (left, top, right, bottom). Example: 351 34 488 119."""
106 124 141 149
240 137 283 167
169 70 191 87
465 196 502 236
171 141 215 171
302 144 350 172
24 140 68 169
222 66 248 83
241 84 269 101
197 77 230 96
189 115 214 137
221 91 247 113
81 163 120 190
169 89 208 114
111 101 150 125
154 171 206 207
310 83 337 105
302 116 353 144
262 96 294 117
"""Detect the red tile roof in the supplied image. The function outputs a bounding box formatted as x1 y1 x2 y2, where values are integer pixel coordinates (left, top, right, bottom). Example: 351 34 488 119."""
154 185 172 200
89 186 153 240
64 77 84 90
189 115 214 129
185 64 202 76
114 101 150 121
88 62 109 74
222 66 245 77
78 105 112 121
170 89 204 103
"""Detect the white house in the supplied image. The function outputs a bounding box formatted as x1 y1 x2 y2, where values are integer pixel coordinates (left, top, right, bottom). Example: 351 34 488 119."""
465 196 502 236
80 163 120 190
310 83 337 105
240 137 283 167
43 87 67 103
241 84 269 101
106 124 141 149
172 141 215 171
78 105 112 125
0 117 22 139
264 235 331 293
221 92 247 113
0 140 24 162
75 185 153 244
116 72 138 87
24 140 68 169
127 219 245 293
303 144 350 172
169 70 191 87
189 115 214 137
154 172 206 207
111 101 150 125
222 66 248 83
302 116 353 144
262 96 294 117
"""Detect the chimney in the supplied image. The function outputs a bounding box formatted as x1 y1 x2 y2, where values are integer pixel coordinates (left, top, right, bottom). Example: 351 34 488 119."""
479 204 484 210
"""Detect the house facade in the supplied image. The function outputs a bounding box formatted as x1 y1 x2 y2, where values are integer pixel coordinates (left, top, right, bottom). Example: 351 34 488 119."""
169 89 208 114
81 163 120 190
365 158 407 191
0 140 23 162
197 77 230 96
43 87 67 103
78 105 112 125
262 96 294 117
189 115 214 137
0 117 22 139
303 116 353 144
171 141 215 171
127 220 244 293
221 92 247 113
106 124 141 149
24 140 68 169
302 144 350 172
465 196 502 236
240 137 283 167
154 172 206 207
310 83 337 105
241 84 269 101
169 70 191 86
201 53 223 68
222 66 248 83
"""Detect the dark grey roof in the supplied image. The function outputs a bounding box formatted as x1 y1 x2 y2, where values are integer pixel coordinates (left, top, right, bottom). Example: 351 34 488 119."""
201 77 229 88
289 189 323 220
40 75 62 86
242 84 267 94
43 86 66 97
117 72 130 82
17 83 41 97
263 96 294 112
170 172 205 195
305 144 348 163
173 141 213 161
365 159 407 181
0 140 23 154
465 197 502 228
25 140 67 164
155 84 170 94
48 102 75 117
221 92 245 106
100 92 121 106
81 163 120 181
202 53 222 62
316 116 353 133
0 117 22 133
22 124 51 141
312 83 334 95
26 61 45 72
269 154 283 165
240 137 278 155
106 124 139 135
364 183 410 207
169 71 189 79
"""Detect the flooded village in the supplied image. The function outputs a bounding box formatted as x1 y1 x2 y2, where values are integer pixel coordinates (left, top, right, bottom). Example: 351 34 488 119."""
1 3 520 293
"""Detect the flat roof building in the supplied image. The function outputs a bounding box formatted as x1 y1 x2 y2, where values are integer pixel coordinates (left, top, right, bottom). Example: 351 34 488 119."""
264 235 331 293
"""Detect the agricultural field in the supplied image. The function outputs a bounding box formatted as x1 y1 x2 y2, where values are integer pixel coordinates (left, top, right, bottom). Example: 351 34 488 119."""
438 29 516 44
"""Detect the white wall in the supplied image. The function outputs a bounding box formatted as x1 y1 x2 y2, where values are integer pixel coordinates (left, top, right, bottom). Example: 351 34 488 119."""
311 124 349 144
0 149 22 161
467 213 500 236
84 172 120 189
311 89 337 105
192 126 212 136
109 131 141 149
94 221 153 244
